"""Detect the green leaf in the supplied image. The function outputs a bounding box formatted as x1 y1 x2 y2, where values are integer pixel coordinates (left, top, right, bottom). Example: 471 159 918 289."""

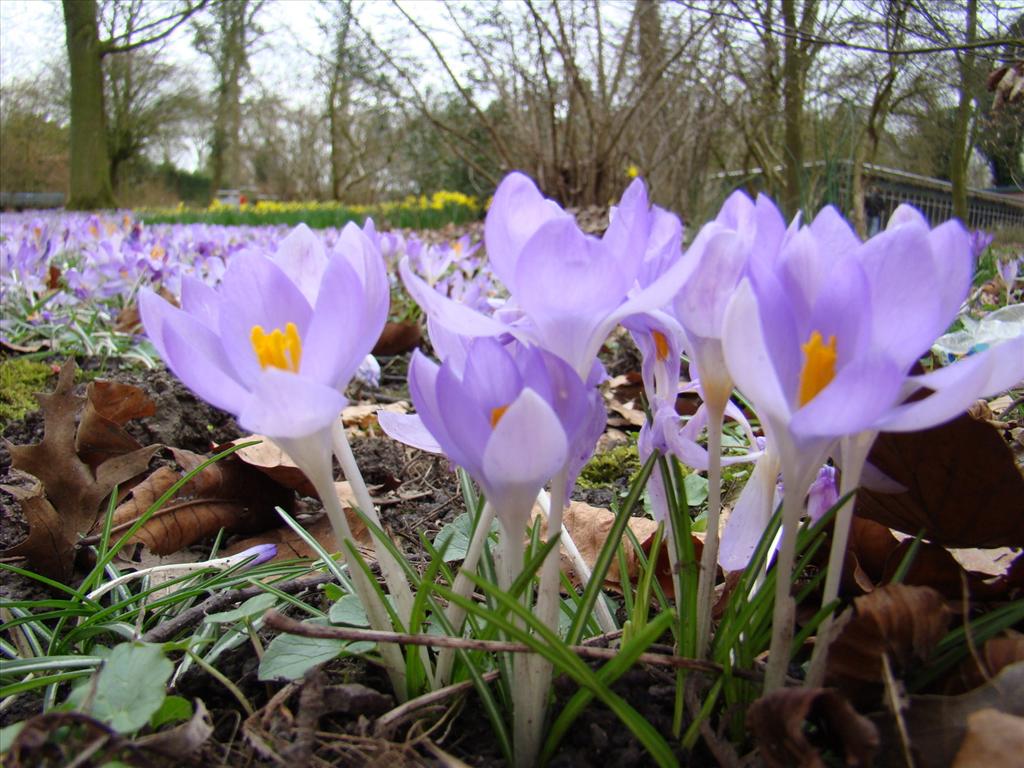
72 643 173 734
149 695 193 729
683 473 708 507
434 512 498 562
0 721 25 754
329 594 370 627
258 619 374 681
204 593 278 624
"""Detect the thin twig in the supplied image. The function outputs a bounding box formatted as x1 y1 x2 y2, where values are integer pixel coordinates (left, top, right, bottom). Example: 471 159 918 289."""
263 610 766 683
375 670 501 735
141 573 331 644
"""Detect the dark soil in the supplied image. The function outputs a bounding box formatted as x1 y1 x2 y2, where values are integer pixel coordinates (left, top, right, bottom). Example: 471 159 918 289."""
0 347 724 767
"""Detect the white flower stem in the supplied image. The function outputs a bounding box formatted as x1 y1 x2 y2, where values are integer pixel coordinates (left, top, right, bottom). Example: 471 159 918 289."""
694 398 726 659
311 465 409 696
435 501 497 686
535 490 617 634
516 467 570 768
331 421 417 623
805 432 874 687
765 460 811 696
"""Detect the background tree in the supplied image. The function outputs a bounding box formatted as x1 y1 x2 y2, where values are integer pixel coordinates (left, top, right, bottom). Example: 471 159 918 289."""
193 0 265 196
60 0 203 210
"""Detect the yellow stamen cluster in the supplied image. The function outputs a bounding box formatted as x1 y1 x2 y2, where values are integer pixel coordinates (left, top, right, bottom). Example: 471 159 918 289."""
652 330 670 361
251 322 302 373
490 404 509 428
797 331 837 406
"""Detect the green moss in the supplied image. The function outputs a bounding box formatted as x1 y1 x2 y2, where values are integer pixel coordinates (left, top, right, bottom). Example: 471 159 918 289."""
578 443 641 490
0 358 53 425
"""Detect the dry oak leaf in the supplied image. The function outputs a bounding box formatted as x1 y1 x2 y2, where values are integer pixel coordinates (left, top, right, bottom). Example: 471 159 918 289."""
857 410 1024 548
951 708 1024 767
76 379 156 470
880 539 1011 601
109 448 290 556
1 361 160 581
747 687 880 768
946 632 1024 695
826 584 950 692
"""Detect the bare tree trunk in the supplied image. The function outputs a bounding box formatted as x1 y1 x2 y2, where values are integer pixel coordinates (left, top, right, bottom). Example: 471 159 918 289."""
781 0 811 218
951 0 977 223
63 0 115 210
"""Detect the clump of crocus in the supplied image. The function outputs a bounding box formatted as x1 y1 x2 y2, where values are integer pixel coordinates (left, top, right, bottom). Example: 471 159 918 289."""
139 222 416 693
717 201 1024 689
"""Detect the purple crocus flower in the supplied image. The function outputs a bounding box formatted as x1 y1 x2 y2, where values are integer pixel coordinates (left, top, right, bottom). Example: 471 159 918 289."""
403 338 587 534
401 172 693 379
140 222 388 445
720 200 1024 689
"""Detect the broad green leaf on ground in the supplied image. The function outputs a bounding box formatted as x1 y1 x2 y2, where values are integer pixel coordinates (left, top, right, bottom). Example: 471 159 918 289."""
148 695 193 729
329 593 370 626
683 473 709 507
65 642 173 733
204 593 278 624
259 618 374 681
433 511 498 562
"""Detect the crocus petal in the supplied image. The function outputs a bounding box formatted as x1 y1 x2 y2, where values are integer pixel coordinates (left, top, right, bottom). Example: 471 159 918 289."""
722 279 790 423
484 172 571 289
719 449 780 571
400 258 510 339
877 336 1024 432
806 465 838 522
791 354 904 438
673 225 746 340
239 370 347 438
273 223 327 304
377 412 443 454
161 320 250 414
927 220 973 325
302 254 367 387
180 276 220 331
809 205 860 254
482 388 568 527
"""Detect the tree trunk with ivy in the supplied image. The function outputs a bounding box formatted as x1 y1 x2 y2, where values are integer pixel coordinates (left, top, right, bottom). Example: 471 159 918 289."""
62 0 116 210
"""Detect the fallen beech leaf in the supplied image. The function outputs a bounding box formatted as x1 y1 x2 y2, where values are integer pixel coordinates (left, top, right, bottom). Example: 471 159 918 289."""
529 500 701 596
76 380 156 470
881 540 1006 600
225 501 373 563
946 632 1024 695
877 663 1024 768
227 435 317 497
0 483 70 580
951 708 1024 767
747 687 880 768
1 361 160 580
342 401 410 433
843 516 901 594
827 584 950 699
372 321 421 356
110 451 289 555
857 412 1024 548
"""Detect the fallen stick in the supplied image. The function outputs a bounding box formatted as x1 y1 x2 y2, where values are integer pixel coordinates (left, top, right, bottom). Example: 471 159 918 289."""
262 609 766 683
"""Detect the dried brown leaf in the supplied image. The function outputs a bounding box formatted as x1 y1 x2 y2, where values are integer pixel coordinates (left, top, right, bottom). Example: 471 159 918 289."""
372 321 421 356
0 484 72 581
529 500 700 596
227 435 317 497
747 687 880 768
110 452 290 555
951 708 1024 767
879 663 1024 768
224 491 373 563
946 632 1024 695
1 360 160 580
881 540 1008 601
76 379 156 470
827 584 950 693
857 411 1024 548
